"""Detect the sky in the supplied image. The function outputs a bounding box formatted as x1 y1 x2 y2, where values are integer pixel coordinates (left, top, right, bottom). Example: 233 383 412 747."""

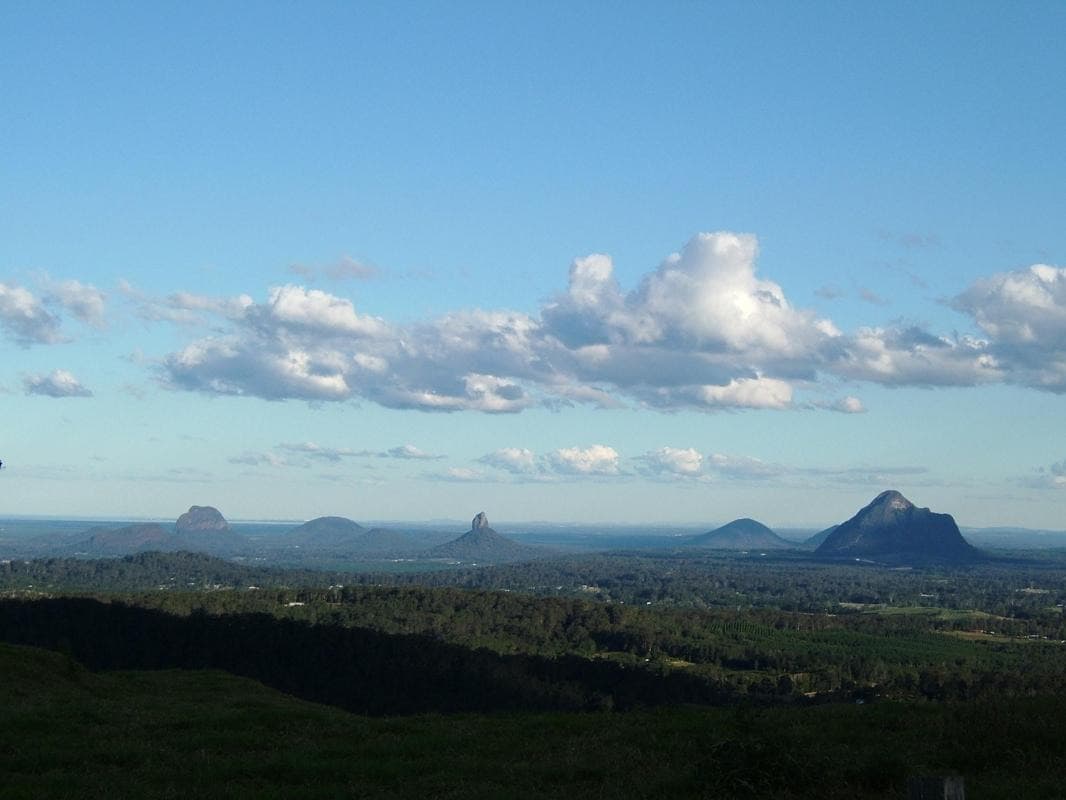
1 1 1064 528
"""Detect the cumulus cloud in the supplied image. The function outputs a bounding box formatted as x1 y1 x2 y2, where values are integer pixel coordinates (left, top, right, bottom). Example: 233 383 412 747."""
155 232 846 412
548 444 620 476
143 231 1066 410
830 395 866 414
835 326 1001 387
698 377 794 410
42 277 107 329
23 369 93 397
952 264 1066 392
578 234 828 354
0 283 65 345
638 447 704 477
478 447 538 474
259 285 388 337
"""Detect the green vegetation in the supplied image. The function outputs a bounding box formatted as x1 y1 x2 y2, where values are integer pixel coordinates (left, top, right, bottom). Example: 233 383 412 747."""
5 549 1066 796
4 642 1066 799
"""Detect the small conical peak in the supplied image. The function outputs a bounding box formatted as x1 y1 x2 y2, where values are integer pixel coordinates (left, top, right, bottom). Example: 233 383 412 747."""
871 490 914 512
472 512 489 530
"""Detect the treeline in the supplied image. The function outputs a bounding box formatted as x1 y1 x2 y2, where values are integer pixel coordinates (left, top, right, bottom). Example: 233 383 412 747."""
349 552 1066 622
85 586 1066 700
6 551 1066 629
0 596 739 714
0 551 337 592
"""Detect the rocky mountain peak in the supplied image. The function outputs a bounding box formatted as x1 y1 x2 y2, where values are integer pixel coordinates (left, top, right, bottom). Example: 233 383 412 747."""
871 490 914 512
472 512 490 530
175 505 229 533
816 490 977 564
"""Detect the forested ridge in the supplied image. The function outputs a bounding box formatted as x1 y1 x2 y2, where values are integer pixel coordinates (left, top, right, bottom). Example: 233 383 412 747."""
6 548 1066 796
6 640 1066 799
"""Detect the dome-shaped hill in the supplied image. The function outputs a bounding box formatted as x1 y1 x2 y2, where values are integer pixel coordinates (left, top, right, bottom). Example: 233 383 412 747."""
80 523 170 554
287 516 366 548
686 518 792 550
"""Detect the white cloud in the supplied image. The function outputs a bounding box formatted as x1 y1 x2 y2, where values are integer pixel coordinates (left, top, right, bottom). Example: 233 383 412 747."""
639 447 704 477
479 447 538 474
835 326 1002 387
23 369 93 398
544 232 839 359
42 277 107 329
121 281 253 325
260 285 388 338
953 264 1066 392
832 395 866 414
698 377 793 410
385 444 443 460
272 441 443 462
148 233 1066 411
167 291 253 319
278 442 361 462
427 466 486 482
0 283 64 345
548 444 620 476
706 453 784 480
229 451 289 467
156 232 843 413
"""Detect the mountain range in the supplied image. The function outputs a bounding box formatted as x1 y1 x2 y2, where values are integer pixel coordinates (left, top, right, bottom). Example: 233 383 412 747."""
2 491 986 566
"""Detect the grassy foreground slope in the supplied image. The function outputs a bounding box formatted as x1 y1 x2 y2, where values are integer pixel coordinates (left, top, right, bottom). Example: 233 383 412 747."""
3 643 1066 799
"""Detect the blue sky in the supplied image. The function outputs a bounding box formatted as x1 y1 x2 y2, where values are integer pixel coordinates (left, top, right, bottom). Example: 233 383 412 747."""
2 2 1064 528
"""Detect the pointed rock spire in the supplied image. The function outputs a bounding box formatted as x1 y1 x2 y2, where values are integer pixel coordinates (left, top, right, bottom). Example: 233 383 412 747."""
472 511 489 530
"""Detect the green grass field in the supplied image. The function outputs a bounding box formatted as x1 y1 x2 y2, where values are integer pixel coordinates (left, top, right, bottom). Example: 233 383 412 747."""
3 642 1065 799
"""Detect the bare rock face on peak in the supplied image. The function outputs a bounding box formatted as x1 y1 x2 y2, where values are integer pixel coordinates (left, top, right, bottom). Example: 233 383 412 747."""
170 505 247 555
176 505 230 533
472 512 490 530
815 490 979 564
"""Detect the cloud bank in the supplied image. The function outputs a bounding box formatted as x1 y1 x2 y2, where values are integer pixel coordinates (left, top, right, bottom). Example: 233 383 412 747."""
143 232 1066 413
